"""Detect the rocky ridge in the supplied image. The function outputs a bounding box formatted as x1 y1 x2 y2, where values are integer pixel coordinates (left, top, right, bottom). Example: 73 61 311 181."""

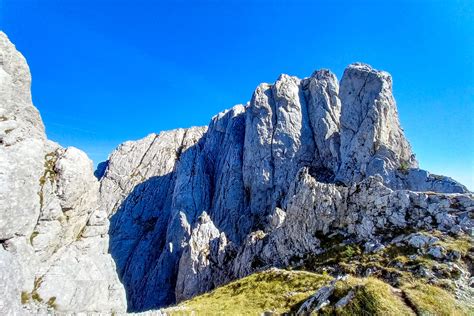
99 55 471 311
0 29 472 315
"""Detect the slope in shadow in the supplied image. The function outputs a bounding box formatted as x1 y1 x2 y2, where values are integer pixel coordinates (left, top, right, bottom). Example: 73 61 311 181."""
108 131 253 311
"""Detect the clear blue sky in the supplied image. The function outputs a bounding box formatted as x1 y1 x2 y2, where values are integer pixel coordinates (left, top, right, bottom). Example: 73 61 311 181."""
1 0 473 189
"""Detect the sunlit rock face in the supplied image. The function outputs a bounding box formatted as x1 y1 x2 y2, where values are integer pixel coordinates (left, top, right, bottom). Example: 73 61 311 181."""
0 32 126 315
0 30 471 314
99 60 470 311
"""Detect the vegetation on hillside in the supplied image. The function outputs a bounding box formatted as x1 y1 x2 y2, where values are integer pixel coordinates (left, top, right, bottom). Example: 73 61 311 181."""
164 230 473 315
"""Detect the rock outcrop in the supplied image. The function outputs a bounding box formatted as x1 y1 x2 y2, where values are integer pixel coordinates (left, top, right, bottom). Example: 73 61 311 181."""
99 60 471 311
0 32 126 314
0 29 471 314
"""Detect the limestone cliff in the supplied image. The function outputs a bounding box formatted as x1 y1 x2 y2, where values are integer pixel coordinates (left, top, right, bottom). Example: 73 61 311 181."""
0 32 126 314
99 62 471 311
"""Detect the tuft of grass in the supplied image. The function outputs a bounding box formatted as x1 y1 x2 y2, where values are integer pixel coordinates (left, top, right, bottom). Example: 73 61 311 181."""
302 242 362 269
39 152 58 209
43 152 58 183
165 269 332 315
434 234 472 256
320 277 414 316
22 276 57 309
402 281 467 316
21 292 30 304
46 296 57 310
30 276 44 303
31 291 42 303
29 231 39 245
398 161 410 174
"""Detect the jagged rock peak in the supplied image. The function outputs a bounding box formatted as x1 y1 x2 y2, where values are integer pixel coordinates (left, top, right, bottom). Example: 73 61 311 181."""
337 62 417 184
99 62 469 311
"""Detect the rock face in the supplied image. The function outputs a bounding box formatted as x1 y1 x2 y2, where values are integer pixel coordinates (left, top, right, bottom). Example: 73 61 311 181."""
337 63 416 185
0 32 126 314
1 30 472 314
98 61 471 311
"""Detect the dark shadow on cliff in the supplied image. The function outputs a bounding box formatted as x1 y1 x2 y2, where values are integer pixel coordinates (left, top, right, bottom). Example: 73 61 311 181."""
108 173 176 312
107 137 254 312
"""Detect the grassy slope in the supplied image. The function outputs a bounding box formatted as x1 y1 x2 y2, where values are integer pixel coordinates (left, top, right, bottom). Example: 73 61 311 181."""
163 269 468 315
164 269 331 315
162 231 472 315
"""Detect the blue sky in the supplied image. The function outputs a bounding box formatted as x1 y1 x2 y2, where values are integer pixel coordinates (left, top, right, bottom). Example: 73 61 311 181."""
1 0 473 189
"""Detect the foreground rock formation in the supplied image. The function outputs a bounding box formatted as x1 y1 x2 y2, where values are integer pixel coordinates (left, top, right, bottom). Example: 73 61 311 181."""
0 30 472 314
0 32 126 314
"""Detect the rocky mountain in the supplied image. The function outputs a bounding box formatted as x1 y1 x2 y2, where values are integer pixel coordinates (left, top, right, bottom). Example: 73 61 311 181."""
0 31 472 315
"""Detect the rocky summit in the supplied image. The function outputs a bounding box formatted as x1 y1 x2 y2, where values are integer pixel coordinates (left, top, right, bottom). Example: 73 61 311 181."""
0 31 472 315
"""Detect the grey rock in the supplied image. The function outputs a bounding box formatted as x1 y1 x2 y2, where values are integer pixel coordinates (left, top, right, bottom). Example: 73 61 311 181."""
364 240 385 253
175 212 223 302
0 32 126 314
304 69 341 176
403 169 468 193
0 247 23 315
270 207 287 229
100 63 472 311
334 289 355 309
427 245 445 259
337 63 417 185
407 233 439 249
0 31 45 240
297 279 336 314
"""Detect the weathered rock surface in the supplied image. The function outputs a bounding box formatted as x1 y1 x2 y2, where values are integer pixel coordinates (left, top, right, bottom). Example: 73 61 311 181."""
297 277 338 313
99 58 471 311
1 29 472 314
0 31 126 314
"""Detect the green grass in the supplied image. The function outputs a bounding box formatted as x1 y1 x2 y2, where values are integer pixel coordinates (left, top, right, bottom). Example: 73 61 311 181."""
39 152 58 186
321 277 414 316
162 228 473 316
433 233 472 256
165 269 470 315
38 152 58 209
402 281 467 316
297 230 473 289
398 161 411 174
164 269 332 315
30 276 44 303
